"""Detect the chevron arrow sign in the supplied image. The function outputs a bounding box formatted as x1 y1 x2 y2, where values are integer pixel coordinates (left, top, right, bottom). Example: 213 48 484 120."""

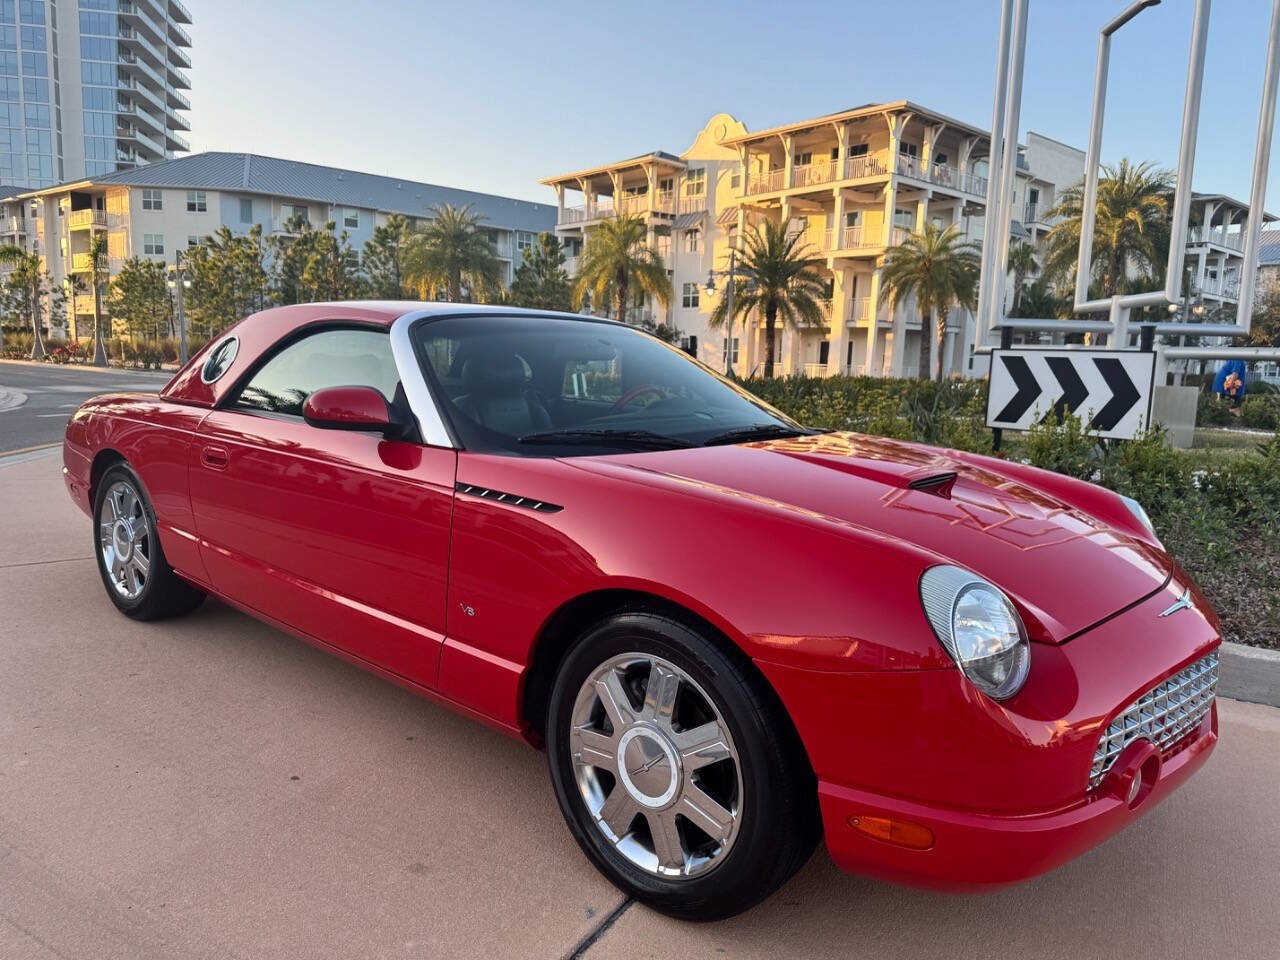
986 348 1156 440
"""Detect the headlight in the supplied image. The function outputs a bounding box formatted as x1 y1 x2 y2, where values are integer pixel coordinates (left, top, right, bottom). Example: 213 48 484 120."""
1119 494 1158 540
919 565 1030 701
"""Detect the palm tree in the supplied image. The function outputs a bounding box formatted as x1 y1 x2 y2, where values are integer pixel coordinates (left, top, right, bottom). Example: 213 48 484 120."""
1005 241 1038 315
1040 158 1173 299
707 220 826 378
402 203 501 302
0 245 47 359
881 223 980 381
88 231 109 366
572 214 671 326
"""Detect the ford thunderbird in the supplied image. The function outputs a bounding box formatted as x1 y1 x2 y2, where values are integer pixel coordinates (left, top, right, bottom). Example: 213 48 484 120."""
62 302 1220 919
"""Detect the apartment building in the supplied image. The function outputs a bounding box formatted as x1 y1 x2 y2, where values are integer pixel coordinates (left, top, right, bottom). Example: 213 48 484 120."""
543 103 1084 380
3 151 557 338
0 0 192 189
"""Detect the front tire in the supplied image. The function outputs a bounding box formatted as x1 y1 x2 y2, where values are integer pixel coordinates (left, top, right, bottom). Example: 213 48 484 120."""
94 463 205 620
546 612 819 920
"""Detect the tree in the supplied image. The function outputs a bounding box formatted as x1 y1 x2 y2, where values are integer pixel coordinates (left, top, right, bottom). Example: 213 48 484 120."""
267 214 314 307
402 203 502 302
881 222 980 381
362 213 415 299
572 214 671 328
0 246 64 359
301 221 364 301
1005 241 1038 315
1252 272 1280 348
1040 159 1173 300
107 257 172 342
507 232 572 311
707 219 826 378
189 226 270 336
1011 276 1066 320
88 231 109 366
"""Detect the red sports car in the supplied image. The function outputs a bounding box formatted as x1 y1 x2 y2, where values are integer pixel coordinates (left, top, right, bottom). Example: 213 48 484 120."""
63 302 1220 919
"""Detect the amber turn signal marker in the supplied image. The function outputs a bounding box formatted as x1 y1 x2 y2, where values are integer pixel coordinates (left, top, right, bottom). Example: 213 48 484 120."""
848 814 935 850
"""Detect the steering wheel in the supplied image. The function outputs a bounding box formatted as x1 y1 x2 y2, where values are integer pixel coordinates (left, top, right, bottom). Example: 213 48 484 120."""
611 384 666 412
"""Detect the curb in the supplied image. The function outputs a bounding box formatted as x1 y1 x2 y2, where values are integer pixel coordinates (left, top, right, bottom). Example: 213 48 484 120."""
1218 641 1280 708
0 358 173 378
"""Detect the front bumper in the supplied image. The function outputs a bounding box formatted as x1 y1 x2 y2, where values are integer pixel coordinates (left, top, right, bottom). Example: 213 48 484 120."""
817 705 1215 888
757 570 1221 890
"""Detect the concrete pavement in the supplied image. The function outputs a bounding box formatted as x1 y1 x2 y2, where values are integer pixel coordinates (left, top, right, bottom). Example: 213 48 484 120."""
0 360 169 453
2 449 1278 959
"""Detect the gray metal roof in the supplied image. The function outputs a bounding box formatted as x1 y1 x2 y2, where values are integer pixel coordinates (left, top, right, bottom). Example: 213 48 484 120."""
1259 229 1280 266
75 153 557 233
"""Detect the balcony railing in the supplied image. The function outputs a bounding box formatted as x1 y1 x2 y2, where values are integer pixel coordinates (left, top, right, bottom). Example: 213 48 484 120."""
73 294 98 314
1188 226 1245 251
746 168 787 195
1 216 22 234
802 362 830 377
894 155 988 196
69 209 107 229
1195 276 1243 299
563 255 579 274
792 161 841 188
678 194 706 214
848 297 871 325
560 202 616 224
71 253 95 272
1024 202 1040 222
845 155 889 180
891 226 911 246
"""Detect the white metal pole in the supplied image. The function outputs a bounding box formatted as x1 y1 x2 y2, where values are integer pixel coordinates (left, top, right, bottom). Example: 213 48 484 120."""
1236 0 1280 333
976 0 1015 345
991 0 1029 339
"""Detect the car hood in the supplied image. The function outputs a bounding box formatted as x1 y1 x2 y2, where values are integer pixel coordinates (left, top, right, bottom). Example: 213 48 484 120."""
571 432 1171 642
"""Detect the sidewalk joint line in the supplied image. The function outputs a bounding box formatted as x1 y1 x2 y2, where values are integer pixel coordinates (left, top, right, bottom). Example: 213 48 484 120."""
0 556 93 569
564 897 633 960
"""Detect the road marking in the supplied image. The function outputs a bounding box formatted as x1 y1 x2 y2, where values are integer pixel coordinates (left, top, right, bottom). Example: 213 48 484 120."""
37 413 68 418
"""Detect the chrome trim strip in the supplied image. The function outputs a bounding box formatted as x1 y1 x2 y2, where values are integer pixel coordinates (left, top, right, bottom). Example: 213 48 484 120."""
389 310 453 448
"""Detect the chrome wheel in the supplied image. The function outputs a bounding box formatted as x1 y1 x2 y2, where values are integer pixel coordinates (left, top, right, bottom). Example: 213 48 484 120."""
569 653 742 879
99 479 151 600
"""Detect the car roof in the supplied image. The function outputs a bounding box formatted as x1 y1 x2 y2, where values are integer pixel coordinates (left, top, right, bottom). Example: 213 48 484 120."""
160 301 617 408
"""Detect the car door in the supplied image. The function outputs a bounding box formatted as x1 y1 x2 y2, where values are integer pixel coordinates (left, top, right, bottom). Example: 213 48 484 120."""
188 324 455 689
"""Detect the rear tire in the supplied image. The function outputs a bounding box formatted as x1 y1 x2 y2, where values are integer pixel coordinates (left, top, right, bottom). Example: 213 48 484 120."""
546 611 819 921
93 462 205 621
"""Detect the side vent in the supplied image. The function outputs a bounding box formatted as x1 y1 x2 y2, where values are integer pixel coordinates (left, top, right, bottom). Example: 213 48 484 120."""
455 482 563 513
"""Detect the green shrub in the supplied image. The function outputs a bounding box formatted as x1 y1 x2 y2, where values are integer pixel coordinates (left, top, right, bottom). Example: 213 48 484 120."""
1020 412 1100 480
1196 392 1234 427
1240 395 1279 431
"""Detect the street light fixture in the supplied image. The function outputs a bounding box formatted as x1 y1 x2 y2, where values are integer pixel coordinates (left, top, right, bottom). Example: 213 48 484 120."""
167 249 192 364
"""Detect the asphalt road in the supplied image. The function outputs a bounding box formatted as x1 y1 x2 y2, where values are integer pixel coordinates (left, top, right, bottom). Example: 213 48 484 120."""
0 360 169 454
2 449 1279 960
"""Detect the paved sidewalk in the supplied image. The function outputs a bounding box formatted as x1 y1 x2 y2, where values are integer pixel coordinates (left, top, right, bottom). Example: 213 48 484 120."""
2 450 1278 959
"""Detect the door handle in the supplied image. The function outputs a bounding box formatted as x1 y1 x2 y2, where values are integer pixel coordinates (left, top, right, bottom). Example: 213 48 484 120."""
201 445 229 470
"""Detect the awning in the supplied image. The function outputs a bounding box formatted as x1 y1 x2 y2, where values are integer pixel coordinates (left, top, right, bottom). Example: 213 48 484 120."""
1010 219 1031 240
716 205 739 225
674 211 705 231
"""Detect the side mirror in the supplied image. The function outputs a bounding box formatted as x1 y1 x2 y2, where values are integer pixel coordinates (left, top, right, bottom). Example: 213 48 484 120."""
303 386 405 438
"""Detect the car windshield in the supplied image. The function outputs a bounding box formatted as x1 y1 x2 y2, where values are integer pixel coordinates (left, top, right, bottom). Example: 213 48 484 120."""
412 314 809 455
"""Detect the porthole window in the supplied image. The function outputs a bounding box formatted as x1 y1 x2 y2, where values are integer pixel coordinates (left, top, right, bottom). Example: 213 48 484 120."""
200 336 239 384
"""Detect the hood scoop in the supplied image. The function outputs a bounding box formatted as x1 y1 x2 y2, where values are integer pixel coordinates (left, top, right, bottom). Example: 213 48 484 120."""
907 471 958 499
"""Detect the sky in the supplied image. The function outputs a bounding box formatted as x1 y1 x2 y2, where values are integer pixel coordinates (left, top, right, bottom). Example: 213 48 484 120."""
189 0 1280 210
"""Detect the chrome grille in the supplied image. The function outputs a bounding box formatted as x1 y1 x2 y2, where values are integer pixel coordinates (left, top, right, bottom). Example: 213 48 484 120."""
1088 651 1219 790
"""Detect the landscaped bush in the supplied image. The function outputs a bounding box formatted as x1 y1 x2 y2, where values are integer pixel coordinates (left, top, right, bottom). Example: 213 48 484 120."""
1196 391 1235 427
1 329 32 358
1240 395 1279 431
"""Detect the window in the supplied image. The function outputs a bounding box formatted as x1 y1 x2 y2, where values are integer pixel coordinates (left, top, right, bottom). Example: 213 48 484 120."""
239 197 252 223
830 147 839 161
411 314 800 456
141 188 161 211
849 143 869 158
186 190 206 213
684 229 699 254
934 152 948 165
845 211 862 227
684 168 705 196
793 151 812 167
187 235 198 247
343 208 359 228
235 328 401 418
682 281 700 309
143 233 163 255
818 340 830 365
201 336 239 384
516 230 535 252
899 142 919 158
723 336 740 366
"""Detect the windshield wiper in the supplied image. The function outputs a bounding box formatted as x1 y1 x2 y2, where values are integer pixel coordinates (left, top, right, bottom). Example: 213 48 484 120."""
701 424 825 447
517 428 696 450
